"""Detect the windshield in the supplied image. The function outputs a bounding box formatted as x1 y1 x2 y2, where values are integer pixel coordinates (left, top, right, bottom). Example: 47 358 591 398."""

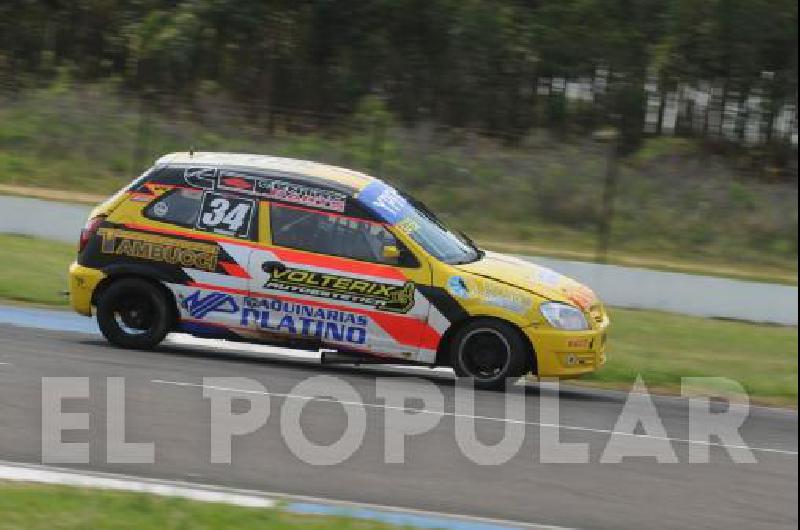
358 181 481 264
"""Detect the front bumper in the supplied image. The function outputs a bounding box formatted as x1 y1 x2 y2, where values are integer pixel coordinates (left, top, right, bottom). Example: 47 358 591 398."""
523 316 608 378
68 261 106 316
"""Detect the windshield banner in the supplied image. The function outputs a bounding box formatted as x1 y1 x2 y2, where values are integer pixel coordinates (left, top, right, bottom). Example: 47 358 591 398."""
357 181 412 225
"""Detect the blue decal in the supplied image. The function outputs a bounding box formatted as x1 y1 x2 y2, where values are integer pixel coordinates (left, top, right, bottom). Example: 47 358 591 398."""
182 291 239 319
357 181 412 224
446 276 469 298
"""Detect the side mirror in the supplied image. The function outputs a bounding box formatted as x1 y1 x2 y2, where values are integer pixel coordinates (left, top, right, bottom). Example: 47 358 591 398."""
382 245 401 262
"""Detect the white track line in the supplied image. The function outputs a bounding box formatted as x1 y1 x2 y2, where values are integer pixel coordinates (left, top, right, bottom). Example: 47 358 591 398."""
152 379 799 457
0 461 274 507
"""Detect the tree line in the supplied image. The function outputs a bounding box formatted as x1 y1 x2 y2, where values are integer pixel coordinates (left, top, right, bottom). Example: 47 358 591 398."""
1 0 797 158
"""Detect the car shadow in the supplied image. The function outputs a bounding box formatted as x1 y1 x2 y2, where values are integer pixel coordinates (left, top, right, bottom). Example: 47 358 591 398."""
76 335 627 406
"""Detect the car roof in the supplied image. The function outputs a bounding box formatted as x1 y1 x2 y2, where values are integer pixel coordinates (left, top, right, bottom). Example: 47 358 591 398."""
155 152 377 193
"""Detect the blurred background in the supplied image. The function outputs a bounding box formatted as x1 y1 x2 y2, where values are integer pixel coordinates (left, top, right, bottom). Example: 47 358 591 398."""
0 0 797 281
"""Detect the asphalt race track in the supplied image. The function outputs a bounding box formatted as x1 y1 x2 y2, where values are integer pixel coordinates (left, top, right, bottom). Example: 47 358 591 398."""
0 321 797 529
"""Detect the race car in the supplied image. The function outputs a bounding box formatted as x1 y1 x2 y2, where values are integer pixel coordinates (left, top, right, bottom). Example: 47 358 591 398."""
69 152 608 389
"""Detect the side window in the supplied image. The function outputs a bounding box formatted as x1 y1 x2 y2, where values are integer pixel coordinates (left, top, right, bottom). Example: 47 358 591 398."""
144 188 257 240
270 203 417 266
143 188 204 227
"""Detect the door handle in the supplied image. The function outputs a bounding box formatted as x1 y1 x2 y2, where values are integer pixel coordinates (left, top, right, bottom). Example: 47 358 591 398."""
262 261 287 274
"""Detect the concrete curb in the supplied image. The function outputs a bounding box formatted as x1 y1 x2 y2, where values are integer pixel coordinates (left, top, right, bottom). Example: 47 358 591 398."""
0 460 558 529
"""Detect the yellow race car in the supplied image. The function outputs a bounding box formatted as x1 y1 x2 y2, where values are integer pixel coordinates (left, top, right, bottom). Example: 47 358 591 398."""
69 152 608 389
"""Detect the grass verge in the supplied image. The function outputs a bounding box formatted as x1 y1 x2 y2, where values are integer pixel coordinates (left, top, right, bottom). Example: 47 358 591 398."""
0 482 402 530
0 233 796 407
0 85 796 282
580 307 797 407
0 234 75 305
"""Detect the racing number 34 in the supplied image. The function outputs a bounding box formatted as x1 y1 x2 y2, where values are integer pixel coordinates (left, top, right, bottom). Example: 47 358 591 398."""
196 192 254 238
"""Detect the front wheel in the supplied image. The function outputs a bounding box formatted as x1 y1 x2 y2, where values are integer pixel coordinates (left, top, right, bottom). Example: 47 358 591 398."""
450 319 531 390
96 278 173 349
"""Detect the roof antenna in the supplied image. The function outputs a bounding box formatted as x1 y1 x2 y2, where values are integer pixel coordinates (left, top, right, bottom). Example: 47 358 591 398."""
189 145 195 156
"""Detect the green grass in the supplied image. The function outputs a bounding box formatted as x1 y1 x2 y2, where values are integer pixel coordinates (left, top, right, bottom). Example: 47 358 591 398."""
576 308 798 407
0 84 796 283
0 233 796 406
0 482 404 530
0 234 75 305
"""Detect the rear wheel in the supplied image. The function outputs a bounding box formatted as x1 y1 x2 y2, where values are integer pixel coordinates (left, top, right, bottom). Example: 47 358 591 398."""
450 319 531 390
96 278 173 349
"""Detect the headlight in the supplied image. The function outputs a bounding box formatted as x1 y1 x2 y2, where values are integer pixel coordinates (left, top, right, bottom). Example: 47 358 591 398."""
540 302 590 331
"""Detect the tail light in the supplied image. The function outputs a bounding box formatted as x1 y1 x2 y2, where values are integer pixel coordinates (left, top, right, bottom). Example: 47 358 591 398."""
79 216 105 252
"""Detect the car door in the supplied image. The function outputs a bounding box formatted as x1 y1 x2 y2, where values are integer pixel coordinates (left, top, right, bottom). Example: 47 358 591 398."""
246 199 437 362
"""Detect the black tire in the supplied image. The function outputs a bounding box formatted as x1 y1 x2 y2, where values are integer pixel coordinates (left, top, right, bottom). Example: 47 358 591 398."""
450 319 531 390
96 278 173 349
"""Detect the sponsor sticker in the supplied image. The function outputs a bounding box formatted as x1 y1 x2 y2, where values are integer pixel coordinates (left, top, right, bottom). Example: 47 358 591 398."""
478 282 533 314
152 201 169 217
255 179 347 212
263 267 415 314
195 192 255 238
536 267 564 288
446 276 469 298
179 289 370 347
446 275 532 315
183 167 347 213
241 297 369 346
97 228 219 272
181 291 239 319
358 181 412 224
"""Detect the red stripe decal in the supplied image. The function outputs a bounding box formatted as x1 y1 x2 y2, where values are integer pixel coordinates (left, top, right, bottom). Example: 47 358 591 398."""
123 222 406 280
268 201 385 227
124 222 264 249
269 247 406 280
219 261 251 279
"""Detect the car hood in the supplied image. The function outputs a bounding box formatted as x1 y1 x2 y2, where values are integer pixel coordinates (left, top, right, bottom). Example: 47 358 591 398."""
453 251 598 311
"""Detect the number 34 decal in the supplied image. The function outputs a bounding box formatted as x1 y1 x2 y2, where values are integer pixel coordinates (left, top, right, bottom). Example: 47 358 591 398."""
196 192 254 238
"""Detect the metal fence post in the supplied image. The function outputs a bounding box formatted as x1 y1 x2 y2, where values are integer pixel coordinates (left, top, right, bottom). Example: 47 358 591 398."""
593 127 619 264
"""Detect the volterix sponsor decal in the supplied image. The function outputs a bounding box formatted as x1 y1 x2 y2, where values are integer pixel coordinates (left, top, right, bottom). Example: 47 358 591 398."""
264 267 415 314
241 297 369 345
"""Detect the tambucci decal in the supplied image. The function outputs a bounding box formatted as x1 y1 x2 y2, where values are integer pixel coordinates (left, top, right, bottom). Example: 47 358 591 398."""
97 228 219 271
264 266 415 313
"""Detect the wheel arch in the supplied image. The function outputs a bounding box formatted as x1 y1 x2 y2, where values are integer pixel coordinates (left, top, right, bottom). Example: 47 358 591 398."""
435 315 537 374
92 270 180 326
